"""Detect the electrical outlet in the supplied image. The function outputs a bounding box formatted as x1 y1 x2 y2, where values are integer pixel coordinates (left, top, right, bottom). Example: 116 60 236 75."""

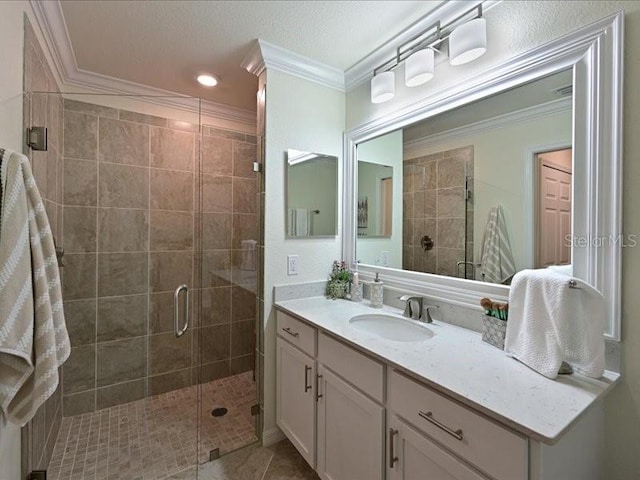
381 251 390 266
287 255 299 275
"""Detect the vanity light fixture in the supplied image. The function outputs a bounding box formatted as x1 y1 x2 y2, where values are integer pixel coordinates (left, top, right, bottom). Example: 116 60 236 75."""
370 3 487 103
197 74 218 87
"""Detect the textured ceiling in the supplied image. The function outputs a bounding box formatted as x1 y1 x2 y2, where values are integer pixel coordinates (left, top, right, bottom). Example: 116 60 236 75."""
60 0 442 112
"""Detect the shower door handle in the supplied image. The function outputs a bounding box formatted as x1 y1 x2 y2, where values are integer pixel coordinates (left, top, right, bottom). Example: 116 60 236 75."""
174 284 189 338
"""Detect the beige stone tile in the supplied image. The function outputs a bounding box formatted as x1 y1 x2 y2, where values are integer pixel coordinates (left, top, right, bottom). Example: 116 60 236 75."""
97 208 149 252
96 337 147 387
438 218 466 249
403 192 414 219
202 136 233 175
168 119 200 133
149 251 193 293
64 299 96 347
437 156 465 188
206 126 247 142
63 253 97 300
232 286 256 322
96 379 145 410
118 109 167 127
64 158 97 206
97 252 148 297
98 117 150 166
62 390 95 416
149 331 192 375
63 206 97 253
150 210 194 251
64 111 98 160
231 321 254 357
97 294 147 342
63 99 118 119
232 214 257 249
201 287 232 326
150 168 193 211
233 142 256 178
202 174 232 213
233 177 257 214
200 324 230 364
437 247 465 277
203 213 232 249
150 127 194 171
230 354 254 375
63 345 95 394
203 250 232 288
437 187 465 218
149 369 192 396
98 163 149 209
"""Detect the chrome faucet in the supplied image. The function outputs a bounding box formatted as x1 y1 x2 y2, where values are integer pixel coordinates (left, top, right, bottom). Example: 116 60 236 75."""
398 295 439 323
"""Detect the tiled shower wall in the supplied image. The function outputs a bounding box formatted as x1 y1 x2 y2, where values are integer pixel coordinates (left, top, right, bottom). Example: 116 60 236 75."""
60 98 257 416
22 16 64 473
402 146 474 278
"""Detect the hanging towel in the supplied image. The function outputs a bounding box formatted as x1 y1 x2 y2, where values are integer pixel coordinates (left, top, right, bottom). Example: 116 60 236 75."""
294 208 309 237
479 205 516 284
0 148 70 426
504 268 605 379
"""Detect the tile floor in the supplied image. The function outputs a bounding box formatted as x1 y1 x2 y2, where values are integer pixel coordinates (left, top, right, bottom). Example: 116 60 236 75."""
167 439 320 480
48 372 258 480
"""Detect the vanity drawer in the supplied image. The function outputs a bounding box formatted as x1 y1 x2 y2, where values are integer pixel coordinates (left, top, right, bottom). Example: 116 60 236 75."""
388 370 527 480
276 311 316 357
318 332 384 403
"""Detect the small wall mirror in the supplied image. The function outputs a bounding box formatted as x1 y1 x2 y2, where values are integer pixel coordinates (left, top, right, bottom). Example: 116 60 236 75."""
286 149 338 237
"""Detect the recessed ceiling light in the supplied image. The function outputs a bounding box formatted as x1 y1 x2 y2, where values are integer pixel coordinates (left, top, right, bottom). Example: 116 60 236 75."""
197 74 218 87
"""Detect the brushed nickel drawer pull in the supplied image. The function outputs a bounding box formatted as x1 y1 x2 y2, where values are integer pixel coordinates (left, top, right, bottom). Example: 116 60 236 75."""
304 365 312 392
418 410 464 441
389 428 399 468
282 327 299 338
316 374 323 401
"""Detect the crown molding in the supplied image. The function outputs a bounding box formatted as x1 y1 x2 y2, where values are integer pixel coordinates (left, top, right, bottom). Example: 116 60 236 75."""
403 97 572 159
344 0 502 91
29 0 256 126
242 39 345 92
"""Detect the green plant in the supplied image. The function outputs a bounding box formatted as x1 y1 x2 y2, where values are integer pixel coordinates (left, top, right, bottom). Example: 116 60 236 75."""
329 260 352 283
326 260 352 299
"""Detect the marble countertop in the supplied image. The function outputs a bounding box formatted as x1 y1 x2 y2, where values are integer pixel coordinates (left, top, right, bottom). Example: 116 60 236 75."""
274 296 619 445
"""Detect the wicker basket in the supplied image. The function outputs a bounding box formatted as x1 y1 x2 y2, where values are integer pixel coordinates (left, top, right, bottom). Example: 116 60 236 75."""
481 314 507 349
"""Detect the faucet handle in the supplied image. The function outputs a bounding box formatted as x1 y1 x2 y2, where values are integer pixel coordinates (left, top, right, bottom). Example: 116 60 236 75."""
424 304 439 323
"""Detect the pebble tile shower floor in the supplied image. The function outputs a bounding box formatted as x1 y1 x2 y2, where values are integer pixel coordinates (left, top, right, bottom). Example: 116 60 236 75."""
47 372 258 480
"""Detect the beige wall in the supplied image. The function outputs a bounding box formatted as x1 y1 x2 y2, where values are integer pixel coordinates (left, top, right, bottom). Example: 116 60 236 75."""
346 2 640 477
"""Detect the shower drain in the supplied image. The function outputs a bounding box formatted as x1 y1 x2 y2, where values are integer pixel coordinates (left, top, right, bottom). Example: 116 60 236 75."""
211 407 228 417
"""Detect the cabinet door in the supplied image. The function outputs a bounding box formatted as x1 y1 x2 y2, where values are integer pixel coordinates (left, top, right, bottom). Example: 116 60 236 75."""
388 415 488 480
316 365 384 480
277 337 316 468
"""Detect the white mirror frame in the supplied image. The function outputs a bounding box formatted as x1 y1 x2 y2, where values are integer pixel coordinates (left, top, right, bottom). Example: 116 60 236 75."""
343 13 623 341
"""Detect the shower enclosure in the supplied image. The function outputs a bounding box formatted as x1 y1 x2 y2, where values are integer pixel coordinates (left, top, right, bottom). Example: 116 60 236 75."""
25 92 259 479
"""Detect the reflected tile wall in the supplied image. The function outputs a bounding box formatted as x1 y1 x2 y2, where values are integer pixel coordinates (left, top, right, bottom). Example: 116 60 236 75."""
403 146 474 278
61 98 257 418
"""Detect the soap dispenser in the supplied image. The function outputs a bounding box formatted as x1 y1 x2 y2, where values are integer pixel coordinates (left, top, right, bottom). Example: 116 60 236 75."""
370 273 384 308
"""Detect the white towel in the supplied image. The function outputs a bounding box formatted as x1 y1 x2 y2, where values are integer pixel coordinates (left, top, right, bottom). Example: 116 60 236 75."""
0 149 70 426
479 205 516 284
294 208 309 236
505 268 605 379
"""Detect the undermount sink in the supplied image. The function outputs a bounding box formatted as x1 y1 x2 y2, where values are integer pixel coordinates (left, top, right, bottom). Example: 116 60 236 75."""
349 313 434 342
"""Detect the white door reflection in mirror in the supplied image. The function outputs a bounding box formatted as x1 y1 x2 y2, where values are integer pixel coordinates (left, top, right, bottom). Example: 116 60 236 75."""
286 150 338 237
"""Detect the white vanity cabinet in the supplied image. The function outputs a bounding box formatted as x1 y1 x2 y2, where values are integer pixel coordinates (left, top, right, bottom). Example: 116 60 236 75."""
277 311 386 480
276 314 317 467
387 414 488 480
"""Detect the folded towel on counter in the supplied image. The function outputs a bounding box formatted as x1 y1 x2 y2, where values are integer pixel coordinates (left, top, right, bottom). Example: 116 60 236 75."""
504 268 605 379
0 148 70 426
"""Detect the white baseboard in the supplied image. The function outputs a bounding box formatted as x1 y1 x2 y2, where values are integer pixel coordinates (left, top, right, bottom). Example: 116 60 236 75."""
262 426 286 447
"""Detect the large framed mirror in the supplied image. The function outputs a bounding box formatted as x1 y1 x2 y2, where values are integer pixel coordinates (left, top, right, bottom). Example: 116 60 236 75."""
344 13 622 340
